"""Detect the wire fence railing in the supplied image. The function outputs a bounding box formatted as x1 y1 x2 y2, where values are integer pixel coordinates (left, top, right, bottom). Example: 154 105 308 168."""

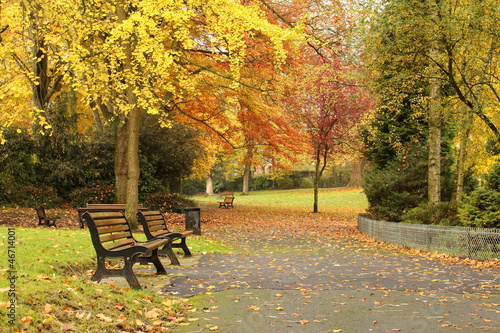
358 214 500 260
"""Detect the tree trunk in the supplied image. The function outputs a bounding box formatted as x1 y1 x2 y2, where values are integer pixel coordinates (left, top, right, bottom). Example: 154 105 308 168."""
428 91 442 203
114 114 128 203
348 158 364 187
313 144 328 213
454 107 472 202
125 104 140 228
242 146 253 195
313 155 320 213
206 175 214 195
242 163 251 195
117 1 140 228
428 46 442 204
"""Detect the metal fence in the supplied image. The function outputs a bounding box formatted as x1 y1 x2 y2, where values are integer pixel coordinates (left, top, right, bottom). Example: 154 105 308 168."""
357 214 500 260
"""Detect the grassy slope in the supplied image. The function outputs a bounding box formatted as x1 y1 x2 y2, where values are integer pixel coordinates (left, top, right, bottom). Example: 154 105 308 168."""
0 228 229 332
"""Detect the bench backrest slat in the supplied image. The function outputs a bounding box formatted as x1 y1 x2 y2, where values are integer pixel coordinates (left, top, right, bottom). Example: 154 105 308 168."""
102 237 135 250
151 230 169 238
94 218 128 227
85 203 146 209
99 229 131 242
137 210 171 240
82 211 136 254
149 224 166 232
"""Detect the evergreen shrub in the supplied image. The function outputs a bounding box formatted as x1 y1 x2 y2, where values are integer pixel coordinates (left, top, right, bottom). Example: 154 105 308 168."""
363 150 427 221
458 164 500 228
402 202 460 226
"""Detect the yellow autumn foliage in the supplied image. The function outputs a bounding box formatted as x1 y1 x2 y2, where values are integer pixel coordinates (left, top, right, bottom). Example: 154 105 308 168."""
0 0 304 141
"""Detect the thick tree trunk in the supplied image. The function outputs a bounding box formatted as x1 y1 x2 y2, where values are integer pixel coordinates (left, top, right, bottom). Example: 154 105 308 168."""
117 1 140 228
428 91 441 203
428 47 442 204
206 176 214 195
348 158 364 187
125 104 140 228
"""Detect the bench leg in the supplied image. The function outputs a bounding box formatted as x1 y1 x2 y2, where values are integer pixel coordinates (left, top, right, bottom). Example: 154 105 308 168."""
159 242 181 266
91 257 107 283
124 257 142 290
149 249 167 275
92 256 142 289
173 237 192 257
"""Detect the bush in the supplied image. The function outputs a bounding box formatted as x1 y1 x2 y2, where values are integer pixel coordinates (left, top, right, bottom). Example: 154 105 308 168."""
458 163 500 228
182 178 206 195
276 176 295 189
69 182 115 207
144 193 197 213
363 148 428 221
249 175 272 191
402 202 460 226
1 182 63 208
299 177 314 188
459 188 500 228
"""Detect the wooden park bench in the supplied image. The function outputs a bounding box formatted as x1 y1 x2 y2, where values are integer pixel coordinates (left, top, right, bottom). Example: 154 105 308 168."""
35 206 60 227
81 211 170 290
218 196 234 208
137 210 194 266
78 203 149 228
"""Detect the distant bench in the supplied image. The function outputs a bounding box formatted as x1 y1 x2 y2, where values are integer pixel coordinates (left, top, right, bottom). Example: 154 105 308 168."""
218 196 234 208
35 206 60 227
81 211 169 289
78 203 149 228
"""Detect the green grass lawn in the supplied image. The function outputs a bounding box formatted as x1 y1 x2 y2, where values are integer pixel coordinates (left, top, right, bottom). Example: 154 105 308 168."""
0 227 229 332
192 187 368 214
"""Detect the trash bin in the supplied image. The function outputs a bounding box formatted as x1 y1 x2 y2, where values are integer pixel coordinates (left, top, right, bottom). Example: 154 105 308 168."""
184 207 201 235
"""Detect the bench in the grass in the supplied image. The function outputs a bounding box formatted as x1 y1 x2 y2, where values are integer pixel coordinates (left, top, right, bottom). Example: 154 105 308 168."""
81 211 169 290
78 203 149 228
35 206 60 227
137 210 194 266
218 196 234 208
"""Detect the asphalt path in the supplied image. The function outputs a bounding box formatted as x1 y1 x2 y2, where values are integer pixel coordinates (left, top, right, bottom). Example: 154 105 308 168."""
161 232 499 333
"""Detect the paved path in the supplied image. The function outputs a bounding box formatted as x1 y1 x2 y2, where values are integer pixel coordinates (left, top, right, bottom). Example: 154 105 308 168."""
161 231 499 333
